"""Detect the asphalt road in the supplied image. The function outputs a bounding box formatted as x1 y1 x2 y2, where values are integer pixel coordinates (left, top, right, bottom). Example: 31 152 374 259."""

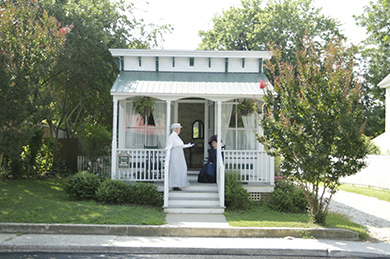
0 253 374 259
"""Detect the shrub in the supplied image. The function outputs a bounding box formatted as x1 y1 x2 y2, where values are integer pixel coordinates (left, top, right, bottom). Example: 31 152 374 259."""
266 173 308 214
96 179 132 204
225 170 250 210
63 171 100 200
129 182 163 207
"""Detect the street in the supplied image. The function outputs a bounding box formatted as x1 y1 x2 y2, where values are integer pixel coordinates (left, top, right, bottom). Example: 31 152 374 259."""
0 253 373 259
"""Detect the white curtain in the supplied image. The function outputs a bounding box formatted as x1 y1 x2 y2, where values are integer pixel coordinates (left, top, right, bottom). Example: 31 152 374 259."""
125 102 145 149
147 102 166 148
125 100 166 149
240 113 257 150
221 103 233 149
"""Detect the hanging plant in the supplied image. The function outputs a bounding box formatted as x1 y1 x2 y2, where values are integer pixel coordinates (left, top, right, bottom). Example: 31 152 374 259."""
132 97 155 118
237 99 255 116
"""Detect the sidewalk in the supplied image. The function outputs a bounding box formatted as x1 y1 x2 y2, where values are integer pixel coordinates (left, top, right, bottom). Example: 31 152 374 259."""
1 214 390 257
2 233 390 257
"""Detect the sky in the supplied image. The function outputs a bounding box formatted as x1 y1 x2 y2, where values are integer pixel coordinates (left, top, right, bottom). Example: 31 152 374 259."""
132 0 372 50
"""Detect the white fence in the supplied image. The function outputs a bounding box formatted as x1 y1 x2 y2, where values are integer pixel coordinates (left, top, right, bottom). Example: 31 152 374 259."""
340 155 390 190
223 150 274 183
77 156 111 175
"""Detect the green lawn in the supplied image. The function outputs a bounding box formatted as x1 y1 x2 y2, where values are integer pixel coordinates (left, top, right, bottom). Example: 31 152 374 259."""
338 184 390 203
0 178 369 240
225 203 369 239
0 179 166 225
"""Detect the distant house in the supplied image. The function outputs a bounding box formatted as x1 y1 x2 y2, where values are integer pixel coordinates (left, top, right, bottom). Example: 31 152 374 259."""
109 49 275 213
374 74 390 154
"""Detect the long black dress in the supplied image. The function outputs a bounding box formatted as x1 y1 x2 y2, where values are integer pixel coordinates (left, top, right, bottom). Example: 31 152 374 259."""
197 148 217 183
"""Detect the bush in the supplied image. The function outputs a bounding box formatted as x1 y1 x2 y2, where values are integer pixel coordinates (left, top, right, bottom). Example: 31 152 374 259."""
64 171 100 200
129 182 163 207
225 170 250 210
266 173 308 214
96 179 132 204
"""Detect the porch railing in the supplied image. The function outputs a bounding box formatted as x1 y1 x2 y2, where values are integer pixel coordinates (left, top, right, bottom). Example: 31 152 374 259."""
222 150 274 183
115 149 166 181
112 149 274 184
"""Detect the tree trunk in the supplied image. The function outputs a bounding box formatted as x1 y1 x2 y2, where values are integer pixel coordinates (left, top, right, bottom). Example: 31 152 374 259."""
0 152 3 170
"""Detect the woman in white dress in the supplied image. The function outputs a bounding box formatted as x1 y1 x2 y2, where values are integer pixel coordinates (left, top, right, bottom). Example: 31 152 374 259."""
165 123 194 191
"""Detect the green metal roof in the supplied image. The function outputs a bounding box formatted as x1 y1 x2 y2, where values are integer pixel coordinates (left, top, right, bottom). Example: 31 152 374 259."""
111 71 269 99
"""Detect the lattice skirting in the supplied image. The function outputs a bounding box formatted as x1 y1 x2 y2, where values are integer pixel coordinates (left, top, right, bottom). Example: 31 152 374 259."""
249 192 270 202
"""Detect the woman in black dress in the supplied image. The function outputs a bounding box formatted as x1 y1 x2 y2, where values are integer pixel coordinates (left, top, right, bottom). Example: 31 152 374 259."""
197 135 219 183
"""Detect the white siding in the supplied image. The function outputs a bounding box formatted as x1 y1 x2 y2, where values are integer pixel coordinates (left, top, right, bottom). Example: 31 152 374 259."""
228 58 259 73
341 155 390 190
124 56 156 71
159 57 226 72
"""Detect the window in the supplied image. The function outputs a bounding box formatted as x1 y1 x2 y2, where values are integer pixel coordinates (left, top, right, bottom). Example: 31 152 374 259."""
192 120 204 139
189 57 194 66
223 99 258 150
125 99 166 149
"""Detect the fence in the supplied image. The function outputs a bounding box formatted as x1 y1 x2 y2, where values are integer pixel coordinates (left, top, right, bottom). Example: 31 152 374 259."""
340 155 390 190
77 156 111 175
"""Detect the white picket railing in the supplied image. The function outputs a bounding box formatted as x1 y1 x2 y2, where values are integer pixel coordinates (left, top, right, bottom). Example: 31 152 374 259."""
115 149 166 181
222 150 274 183
78 149 274 185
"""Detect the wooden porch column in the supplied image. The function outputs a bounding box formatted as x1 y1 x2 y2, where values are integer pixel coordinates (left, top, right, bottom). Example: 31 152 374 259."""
111 97 118 180
164 99 172 208
217 100 224 207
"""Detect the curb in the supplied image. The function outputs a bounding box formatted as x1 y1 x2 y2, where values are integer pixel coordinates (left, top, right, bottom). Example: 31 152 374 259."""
0 223 359 240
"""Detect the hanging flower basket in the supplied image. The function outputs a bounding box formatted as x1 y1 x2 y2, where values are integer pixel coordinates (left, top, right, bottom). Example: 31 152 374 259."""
132 97 155 118
237 99 255 116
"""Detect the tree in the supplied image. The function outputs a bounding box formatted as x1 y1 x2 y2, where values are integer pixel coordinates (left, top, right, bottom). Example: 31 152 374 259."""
198 0 343 66
0 0 72 168
37 0 171 168
257 36 369 224
355 0 390 137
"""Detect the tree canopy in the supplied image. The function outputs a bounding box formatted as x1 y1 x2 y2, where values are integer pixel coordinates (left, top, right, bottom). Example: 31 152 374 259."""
0 0 71 164
198 0 343 65
257 36 368 224
355 0 390 137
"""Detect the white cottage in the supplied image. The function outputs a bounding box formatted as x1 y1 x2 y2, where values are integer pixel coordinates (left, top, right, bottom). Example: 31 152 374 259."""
109 49 275 213
374 74 390 154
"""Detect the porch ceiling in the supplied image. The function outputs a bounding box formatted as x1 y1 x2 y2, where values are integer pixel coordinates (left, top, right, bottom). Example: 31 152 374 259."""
110 71 269 100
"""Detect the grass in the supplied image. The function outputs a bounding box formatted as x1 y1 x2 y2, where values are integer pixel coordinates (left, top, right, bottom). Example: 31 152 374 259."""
225 203 369 239
0 178 166 225
338 184 390 203
0 178 369 240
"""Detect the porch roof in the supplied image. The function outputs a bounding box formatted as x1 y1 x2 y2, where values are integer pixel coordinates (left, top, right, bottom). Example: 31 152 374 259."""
110 71 268 100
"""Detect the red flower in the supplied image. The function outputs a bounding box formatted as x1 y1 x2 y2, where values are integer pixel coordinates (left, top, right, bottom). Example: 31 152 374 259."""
60 27 67 34
260 80 267 89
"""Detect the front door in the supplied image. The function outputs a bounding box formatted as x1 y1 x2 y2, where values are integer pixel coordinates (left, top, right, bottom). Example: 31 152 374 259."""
177 101 206 168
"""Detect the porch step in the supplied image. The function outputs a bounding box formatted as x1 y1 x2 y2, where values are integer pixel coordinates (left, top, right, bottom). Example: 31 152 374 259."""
164 171 224 214
164 206 225 214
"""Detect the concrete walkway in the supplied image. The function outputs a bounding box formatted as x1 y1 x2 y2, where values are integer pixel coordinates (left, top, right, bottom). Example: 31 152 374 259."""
165 213 231 228
1 232 390 257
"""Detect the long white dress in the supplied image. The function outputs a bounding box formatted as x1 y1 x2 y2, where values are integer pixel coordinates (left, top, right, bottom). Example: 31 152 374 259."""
165 131 191 188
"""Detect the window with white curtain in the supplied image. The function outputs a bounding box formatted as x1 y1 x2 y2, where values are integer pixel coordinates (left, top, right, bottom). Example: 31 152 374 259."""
223 99 258 150
125 99 166 149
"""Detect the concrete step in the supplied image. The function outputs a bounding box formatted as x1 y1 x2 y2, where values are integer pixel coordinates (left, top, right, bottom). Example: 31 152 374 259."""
169 191 219 199
168 196 220 206
184 183 218 192
164 206 225 214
